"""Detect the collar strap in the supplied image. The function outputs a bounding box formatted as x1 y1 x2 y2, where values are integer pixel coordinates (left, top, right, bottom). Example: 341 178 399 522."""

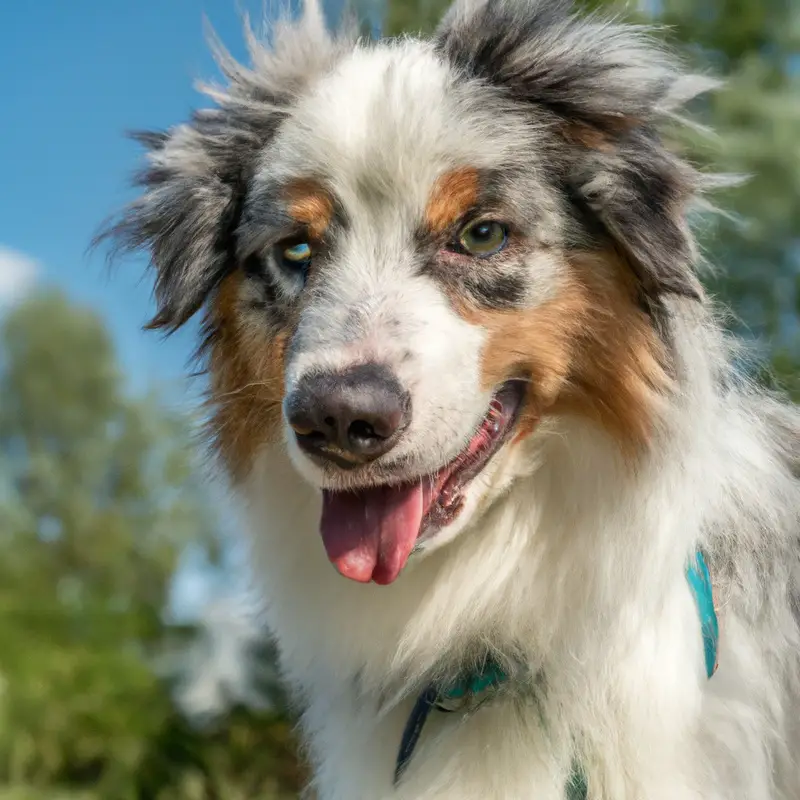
686 550 719 679
393 664 507 784
394 549 719 789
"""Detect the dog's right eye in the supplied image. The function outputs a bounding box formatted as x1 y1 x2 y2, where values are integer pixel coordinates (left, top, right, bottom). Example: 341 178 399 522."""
456 220 508 258
276 241 313 275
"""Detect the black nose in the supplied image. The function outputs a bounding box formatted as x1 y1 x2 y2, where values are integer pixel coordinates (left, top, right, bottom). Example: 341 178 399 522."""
285 364 411 466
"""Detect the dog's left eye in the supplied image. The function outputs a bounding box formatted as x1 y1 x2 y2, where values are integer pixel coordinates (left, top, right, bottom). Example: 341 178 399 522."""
457 220 508 257
277 241 313 273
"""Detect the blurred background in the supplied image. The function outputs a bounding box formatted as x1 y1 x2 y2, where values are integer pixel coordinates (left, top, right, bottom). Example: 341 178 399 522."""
0 0 797 797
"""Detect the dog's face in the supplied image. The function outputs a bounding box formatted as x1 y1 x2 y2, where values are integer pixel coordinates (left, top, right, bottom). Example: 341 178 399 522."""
105 0 710 585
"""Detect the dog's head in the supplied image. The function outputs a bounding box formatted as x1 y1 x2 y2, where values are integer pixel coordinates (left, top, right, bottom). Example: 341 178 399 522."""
103 0 714 585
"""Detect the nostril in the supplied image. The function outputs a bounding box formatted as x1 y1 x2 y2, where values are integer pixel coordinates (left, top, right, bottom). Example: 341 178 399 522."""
295 429 327 446
323 416 336 428
348 419 381 445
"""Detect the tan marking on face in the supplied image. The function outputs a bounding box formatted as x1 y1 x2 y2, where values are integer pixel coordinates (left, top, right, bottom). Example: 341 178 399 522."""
561 114 642 151
562 122 614 152
456 251 670 452
424 167 480 234
206 273 288 480
556 252 671 450
285 179 334 240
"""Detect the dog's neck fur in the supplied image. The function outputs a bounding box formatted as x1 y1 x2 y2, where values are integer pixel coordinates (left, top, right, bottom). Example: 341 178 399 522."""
241 302 720 705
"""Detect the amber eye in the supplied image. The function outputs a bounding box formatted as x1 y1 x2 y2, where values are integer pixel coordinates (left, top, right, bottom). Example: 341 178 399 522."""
277 241 312 273
457 220 508 257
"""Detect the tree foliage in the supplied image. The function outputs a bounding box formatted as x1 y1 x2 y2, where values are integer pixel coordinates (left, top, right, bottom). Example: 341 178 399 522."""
656 0 800 355
0 292 302 798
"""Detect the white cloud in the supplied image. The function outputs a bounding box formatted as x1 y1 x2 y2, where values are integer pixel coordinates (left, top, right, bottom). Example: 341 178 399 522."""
0 245 39 307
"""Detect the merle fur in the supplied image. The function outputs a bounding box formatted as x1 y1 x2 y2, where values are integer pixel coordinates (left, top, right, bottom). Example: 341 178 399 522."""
435 0 706 307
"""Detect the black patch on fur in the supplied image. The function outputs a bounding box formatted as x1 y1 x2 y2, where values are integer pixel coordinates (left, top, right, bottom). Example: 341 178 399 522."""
419 236 530 311
461 269 529 309
435 0 657 136
242 253 287 316
435 0 705 308
96 113 279 333
573 132 700 302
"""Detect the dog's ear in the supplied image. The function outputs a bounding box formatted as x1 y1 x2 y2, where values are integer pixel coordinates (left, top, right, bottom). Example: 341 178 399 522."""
97 1 351 332
435 0 715 303
110 120 255 333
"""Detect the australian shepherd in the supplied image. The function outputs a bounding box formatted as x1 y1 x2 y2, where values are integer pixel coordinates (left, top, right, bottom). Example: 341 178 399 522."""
102 0 800 796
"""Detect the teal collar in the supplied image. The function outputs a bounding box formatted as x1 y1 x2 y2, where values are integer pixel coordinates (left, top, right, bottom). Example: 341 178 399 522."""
394 549 719 792
686 550 719 679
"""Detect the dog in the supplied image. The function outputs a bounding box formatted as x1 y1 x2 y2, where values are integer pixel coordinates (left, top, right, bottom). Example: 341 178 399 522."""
102 0 800 796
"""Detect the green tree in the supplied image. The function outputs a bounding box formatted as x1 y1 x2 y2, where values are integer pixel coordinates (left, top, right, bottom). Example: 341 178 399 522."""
0 291 302 798
0 290 213 795
383 0 448 36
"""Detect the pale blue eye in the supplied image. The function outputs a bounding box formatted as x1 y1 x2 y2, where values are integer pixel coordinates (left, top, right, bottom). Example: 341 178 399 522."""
279 242 312 272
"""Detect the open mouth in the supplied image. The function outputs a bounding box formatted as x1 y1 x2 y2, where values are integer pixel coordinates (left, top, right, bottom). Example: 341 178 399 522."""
318 380 526 585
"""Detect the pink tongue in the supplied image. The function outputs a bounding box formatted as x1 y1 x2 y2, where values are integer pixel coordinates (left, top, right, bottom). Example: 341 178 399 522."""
320 483 425 585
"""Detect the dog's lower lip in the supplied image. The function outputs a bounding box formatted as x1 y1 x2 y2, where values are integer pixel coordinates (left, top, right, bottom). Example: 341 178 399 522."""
351 379 525 504
418 379 526 533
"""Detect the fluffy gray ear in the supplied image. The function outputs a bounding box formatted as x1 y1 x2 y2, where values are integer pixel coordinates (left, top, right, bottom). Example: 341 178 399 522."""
98 1 353 332
435 0 715 302
106 120 257 332
568 136 704 302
